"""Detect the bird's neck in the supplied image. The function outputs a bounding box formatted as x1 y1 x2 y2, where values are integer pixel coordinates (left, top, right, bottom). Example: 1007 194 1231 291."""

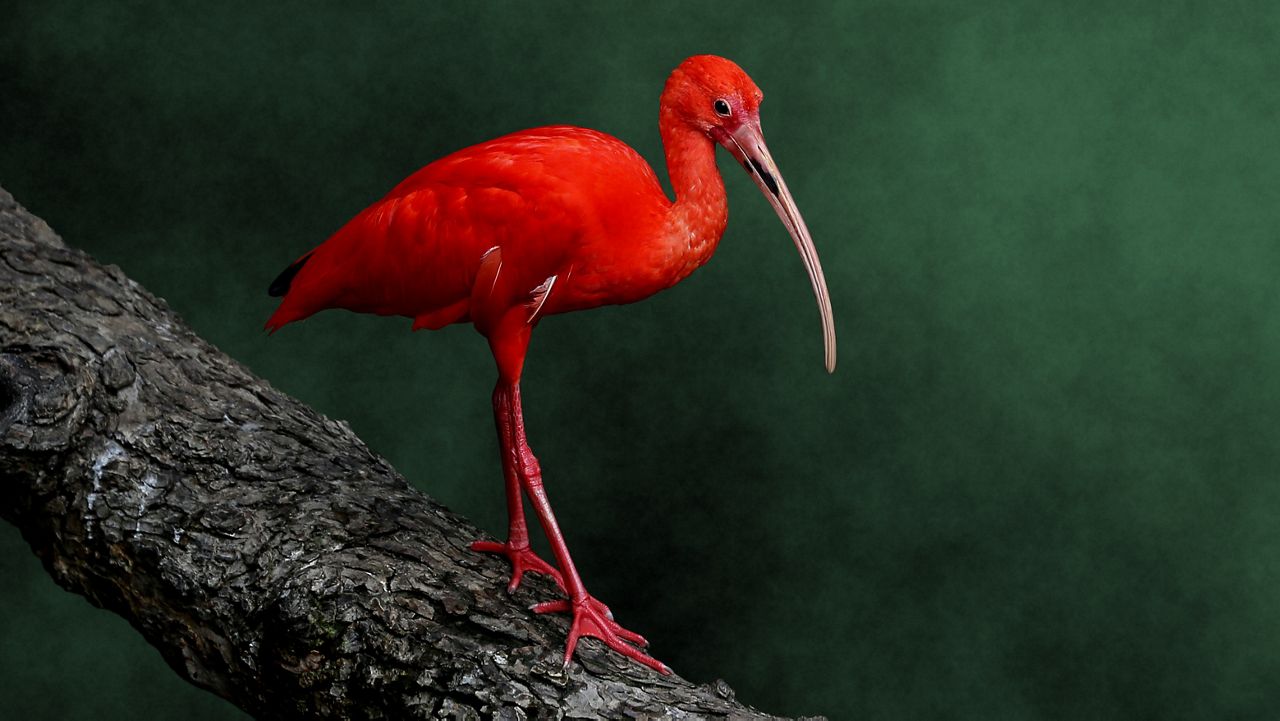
659 113 728 277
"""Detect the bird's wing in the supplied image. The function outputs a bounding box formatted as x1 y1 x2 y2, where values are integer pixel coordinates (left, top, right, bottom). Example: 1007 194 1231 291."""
266 126 666 331
267 180 576 331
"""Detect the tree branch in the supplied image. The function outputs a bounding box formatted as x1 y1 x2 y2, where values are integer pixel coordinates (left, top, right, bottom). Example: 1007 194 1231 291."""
0 186 817 720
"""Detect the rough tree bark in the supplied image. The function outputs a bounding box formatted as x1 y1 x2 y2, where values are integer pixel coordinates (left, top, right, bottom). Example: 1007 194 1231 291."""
0 187 821 720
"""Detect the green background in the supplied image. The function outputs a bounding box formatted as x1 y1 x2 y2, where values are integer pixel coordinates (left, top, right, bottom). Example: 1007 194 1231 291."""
3 1 1279 719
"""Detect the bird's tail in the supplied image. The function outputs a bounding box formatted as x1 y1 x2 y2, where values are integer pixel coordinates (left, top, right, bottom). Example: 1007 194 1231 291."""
264 252 317 333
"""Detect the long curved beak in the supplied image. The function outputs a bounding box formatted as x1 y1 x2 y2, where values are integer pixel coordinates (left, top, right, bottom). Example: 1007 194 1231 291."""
715 121 837 373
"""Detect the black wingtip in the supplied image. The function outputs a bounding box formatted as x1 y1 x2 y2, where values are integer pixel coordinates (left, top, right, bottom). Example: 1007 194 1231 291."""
268 252 312 297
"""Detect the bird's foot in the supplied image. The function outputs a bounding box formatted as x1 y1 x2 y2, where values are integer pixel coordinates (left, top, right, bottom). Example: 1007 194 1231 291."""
532 596 669 674
471 539 563 593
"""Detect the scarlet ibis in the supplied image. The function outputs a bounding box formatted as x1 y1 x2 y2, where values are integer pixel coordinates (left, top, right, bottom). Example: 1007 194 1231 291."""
266 55 835 674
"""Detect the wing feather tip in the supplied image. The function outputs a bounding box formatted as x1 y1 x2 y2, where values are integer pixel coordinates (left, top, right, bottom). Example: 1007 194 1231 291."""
267 252 314 297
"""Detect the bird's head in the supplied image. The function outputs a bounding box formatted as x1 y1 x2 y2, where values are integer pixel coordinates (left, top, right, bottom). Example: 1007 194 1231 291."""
663 55 836 373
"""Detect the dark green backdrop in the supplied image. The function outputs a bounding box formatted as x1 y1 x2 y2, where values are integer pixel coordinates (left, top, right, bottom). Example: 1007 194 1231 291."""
4 1 1279 719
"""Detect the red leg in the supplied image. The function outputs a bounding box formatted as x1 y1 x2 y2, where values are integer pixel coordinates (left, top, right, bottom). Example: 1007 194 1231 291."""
478 312 666 673
495 380 667 674
471 385 564 592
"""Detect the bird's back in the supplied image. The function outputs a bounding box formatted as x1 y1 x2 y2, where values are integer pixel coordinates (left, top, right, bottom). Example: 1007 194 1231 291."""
266 126 670 333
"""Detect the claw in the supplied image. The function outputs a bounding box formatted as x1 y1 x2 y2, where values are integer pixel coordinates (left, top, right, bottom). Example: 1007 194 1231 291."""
472 539 664 673
532 598 649 647
534 595 666 672
471 540 564 592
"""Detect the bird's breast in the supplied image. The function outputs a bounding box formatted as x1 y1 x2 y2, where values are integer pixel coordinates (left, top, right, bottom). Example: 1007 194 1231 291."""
546 199 726 316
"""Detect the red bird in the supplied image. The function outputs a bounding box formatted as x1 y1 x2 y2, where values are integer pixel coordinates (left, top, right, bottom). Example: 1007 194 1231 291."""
266 55 835 674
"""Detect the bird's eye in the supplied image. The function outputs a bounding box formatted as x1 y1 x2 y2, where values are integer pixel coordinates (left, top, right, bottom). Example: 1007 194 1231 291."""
713 99 732 117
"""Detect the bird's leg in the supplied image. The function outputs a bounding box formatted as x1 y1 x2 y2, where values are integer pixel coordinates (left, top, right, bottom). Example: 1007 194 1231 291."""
495 380 669 674
471 385 564 592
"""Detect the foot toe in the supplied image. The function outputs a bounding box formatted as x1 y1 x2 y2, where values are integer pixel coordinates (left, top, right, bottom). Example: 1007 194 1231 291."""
470 539 565 592
540 594 668 673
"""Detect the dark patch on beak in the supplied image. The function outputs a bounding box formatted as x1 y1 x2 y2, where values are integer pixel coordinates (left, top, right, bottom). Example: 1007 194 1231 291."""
749 158 780 196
